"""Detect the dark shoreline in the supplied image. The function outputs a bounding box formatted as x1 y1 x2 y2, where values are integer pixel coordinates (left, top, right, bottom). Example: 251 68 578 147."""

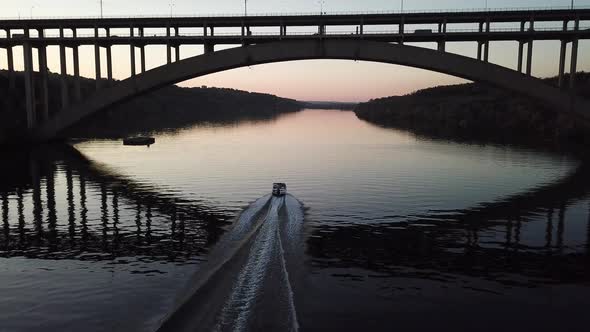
0 70 303 142
354 72 590 158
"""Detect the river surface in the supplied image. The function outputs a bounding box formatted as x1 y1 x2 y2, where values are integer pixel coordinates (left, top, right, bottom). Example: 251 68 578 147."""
1 109 590 331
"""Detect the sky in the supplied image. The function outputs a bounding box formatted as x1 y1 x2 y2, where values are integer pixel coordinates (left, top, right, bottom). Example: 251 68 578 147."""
1 0 589 102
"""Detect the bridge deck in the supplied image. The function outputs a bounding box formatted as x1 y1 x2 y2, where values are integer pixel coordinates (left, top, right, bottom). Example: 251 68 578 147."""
1 8 590 29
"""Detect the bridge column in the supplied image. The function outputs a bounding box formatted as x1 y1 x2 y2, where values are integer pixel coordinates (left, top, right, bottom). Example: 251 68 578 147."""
204 43 214 54
37 29 49 121
72 29 82 101
166 25 172 64
23 36 36 129
558 40 567 88
437 41 445 52
526 40 533 76
106 29 113 82
94 27 101 90
130 27 136 77
139 28 146 73
5 29 15 90
174 27 180 62
59 28 70 110
525 17 534 76
570 18 579 90
517 41 524 73
399 17 404 44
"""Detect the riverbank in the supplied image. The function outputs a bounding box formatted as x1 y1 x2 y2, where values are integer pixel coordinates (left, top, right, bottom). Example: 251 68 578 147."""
354 72 590 153
0 70 302 140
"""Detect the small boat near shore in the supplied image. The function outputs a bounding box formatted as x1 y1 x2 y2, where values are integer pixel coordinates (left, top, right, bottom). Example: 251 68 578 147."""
123 137 155 146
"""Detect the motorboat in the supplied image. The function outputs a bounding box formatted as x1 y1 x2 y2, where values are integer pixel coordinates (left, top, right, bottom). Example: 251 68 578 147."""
272 183 287 196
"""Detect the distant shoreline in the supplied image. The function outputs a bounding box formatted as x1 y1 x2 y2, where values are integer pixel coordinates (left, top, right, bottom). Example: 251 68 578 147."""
354 72 590 156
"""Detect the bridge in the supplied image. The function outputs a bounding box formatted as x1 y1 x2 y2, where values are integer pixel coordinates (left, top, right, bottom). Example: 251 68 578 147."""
1 7 590 140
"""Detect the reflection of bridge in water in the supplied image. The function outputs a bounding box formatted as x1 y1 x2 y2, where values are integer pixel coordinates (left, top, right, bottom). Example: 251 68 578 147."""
309 161 590 285
0 144 233 262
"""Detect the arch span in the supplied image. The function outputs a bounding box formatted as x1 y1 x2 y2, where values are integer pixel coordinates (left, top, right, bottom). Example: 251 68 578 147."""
35 40 590 140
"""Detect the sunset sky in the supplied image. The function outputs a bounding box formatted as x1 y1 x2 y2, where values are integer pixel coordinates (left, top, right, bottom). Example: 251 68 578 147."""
1 0 589 102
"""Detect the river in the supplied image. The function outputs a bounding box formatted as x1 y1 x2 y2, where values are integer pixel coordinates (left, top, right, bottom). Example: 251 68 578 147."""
1 109 589 331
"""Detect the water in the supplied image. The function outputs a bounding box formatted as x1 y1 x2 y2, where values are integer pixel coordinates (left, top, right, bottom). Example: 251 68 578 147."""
1 109 590 331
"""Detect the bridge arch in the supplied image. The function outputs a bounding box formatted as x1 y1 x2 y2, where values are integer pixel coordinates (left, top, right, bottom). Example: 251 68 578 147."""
36 39 590 140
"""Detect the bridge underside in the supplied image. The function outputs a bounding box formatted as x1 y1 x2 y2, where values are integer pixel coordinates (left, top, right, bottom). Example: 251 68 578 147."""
34 39 590 140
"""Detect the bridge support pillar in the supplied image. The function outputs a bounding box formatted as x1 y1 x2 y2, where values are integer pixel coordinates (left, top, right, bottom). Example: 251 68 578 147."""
204 43 214 54
139 28 146 73
94 27 101 90
174 27 180 62
570 39 578 90
59 28 70 110
106 29 113 82
517 41 524 73
558 40 567 88
477 41 482 61
437 41 445 52
399 18 404 44
6 44 15 90
130 27 136 77
526 40 533 76
166 26 172 64
37 36 49 121
72 30 82 101
23 39 36 130
570 18 580 90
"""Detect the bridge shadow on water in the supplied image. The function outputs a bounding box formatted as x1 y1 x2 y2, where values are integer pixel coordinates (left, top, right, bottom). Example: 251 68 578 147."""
0 144 233 264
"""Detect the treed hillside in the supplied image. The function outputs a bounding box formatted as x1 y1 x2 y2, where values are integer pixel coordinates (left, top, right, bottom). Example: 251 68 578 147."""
0 70 302 140
354 73 590 148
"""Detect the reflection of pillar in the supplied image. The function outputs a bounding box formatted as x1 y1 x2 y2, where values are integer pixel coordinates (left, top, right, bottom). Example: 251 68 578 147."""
46 165 57 245
66 168 76 242
557 203 565 252
17 189 25 246
135 202 142 243
586 202 590 252
32 163 43 240
112 192 120 250
2 192 8 247
146 204 152 244
505 218 513 247
101 184 108 247
545 208 554 248
514 217 522 251
79 175 88 246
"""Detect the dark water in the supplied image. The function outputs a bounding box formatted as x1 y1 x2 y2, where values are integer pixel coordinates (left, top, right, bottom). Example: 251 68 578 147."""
1 110 590 331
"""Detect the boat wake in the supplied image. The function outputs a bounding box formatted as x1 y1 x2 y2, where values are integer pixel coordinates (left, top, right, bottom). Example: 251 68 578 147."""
157 194 305 332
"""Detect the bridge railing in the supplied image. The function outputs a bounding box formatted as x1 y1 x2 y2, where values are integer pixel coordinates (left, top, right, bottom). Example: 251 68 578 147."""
0 6 589 21
13 26 589 39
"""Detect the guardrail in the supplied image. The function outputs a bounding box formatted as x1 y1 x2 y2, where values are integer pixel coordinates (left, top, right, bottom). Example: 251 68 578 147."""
0 5 589 21
5 26 588 39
